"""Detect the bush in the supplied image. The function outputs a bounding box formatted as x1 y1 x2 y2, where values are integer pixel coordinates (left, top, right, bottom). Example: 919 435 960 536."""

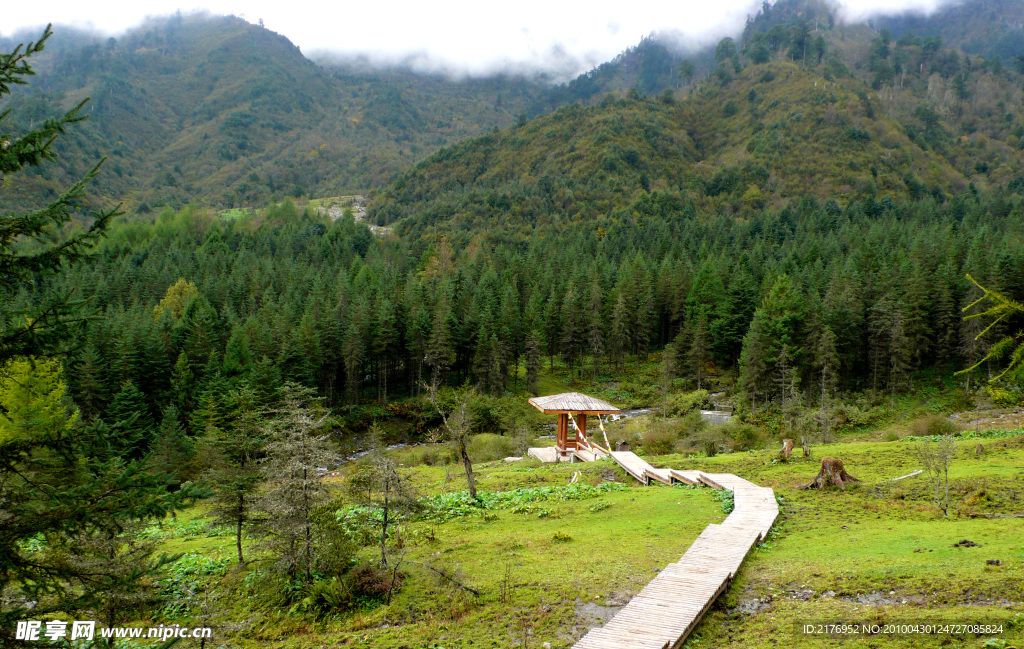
303 577 353 615
351 562 402 603
667 390 710 417
641 427 676 456
721 421 766 451
909 416 959 438
678 411 707 438
467 433 518 463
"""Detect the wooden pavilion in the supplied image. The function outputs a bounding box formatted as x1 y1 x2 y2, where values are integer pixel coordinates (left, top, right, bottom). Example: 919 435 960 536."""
528 392 621 457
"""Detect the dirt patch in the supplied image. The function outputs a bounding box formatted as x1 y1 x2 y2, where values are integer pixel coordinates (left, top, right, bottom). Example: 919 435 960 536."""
726 597 771 615
574 598 624 630
949 407 1024 430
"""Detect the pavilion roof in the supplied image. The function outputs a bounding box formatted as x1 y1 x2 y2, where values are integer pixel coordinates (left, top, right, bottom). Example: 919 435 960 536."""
528 392 621 414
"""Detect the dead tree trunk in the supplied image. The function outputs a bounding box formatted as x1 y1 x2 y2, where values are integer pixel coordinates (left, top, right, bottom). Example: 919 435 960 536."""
799 458 860 491
779 438 794 460
800 435 811 458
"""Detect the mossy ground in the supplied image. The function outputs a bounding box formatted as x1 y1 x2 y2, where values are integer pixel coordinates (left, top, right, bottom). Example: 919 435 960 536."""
147 427 1023 649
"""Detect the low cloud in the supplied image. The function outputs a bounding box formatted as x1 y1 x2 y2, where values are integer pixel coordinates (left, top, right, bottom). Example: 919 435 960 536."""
4 0 968 80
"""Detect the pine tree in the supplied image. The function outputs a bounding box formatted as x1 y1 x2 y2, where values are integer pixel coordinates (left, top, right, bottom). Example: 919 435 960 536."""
587 279 604 380
256 383 340 584
660 343 677 418
0 26 118 365
609 292 629 370
345 424 417 569
559 283 584 381
814 326 839 443
202 387 265 564
1 33 198 640
739 314 770 412
425 300 455 386
525 329 542 395
343 322 364 404
687 315 710 390
147 405 194 488
106 380 154 457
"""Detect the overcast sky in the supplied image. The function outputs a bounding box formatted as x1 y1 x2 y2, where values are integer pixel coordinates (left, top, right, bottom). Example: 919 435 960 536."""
5 0 953 77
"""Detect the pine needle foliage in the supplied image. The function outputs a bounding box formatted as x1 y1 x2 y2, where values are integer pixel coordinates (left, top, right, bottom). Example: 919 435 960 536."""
958 273 1024 382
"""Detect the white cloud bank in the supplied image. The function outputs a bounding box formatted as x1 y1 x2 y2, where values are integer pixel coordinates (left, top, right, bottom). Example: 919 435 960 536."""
4 0 957 77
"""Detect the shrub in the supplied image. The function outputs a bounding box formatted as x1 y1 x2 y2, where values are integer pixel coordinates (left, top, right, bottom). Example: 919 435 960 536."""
420 447 441 466
678 411 707 438
909 416 959 438
720 421 767 451
467 433 518 463
351 562 402 603
641 428 676 456
552 531 573 543
303 577 353 614
667 390 710 417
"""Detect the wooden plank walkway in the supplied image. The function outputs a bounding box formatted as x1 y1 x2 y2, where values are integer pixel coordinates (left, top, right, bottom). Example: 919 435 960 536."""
573 452 778 649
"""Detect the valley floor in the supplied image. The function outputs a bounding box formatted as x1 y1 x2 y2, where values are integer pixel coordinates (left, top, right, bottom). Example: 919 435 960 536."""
151 427 1024 649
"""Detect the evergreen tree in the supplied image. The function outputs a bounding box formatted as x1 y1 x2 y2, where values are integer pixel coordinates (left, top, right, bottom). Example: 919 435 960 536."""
587 279 604 380
0 26 117 365
106 380 154 457
425 300 454 386
525 329 542 395
256 383 339 584
147 405 194 488
660 342 677 417
559 283 584 380
609 292 629 371
343 322 364 404
686 315 710 390
202 387 265 564
814 326 839 443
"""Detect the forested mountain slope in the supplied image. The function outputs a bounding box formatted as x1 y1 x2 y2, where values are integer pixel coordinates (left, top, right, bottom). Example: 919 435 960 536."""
0 14 545 212
370 55 1023 241
3 0 1022 216
876 0 1024 62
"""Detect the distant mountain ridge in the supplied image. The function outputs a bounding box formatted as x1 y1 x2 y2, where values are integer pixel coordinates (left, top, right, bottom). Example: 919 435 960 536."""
2 0 1022 215
0 14 546 212
369 0 1024 240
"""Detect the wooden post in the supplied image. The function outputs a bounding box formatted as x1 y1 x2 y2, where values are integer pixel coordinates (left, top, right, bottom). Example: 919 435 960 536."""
579 413 587 445
558 413 567 452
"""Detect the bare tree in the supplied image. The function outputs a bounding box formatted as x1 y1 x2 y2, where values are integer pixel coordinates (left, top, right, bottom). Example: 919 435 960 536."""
257 383 341 585
345 425 417 568
426 382 478 500
918 435 956 517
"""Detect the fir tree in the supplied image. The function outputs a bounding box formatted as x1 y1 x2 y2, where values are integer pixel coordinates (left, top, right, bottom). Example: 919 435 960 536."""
525 329 542 395
256 383 340 584
687 315 710 390
202 387 265 564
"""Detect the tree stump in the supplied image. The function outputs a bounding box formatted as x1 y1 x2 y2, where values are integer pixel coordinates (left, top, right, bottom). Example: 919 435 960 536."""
975 443 984 457
615 440 630 452
779 438 794 461
799 458 860 491
801 435 812 459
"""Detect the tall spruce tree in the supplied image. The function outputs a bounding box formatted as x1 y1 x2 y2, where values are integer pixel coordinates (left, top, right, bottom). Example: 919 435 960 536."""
256 383 340 584
1 32 201 644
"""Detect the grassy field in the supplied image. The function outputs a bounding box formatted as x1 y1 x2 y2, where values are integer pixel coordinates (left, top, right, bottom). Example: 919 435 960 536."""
145 423 1024 649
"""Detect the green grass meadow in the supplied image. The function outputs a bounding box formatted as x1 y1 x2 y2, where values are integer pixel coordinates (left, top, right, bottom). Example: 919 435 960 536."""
144 427 1024 648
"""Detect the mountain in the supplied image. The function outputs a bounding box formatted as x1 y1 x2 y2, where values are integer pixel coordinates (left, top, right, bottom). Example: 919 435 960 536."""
0 14 547 212
876 0 1024 62
4 0 1022 218
368 0 1024 242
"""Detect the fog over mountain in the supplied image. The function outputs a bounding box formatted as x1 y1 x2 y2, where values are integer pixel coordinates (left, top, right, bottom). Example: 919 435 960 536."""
6 0 967 79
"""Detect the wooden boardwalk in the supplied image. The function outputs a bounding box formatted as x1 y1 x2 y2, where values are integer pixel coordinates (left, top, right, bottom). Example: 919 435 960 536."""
572 452 778 649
